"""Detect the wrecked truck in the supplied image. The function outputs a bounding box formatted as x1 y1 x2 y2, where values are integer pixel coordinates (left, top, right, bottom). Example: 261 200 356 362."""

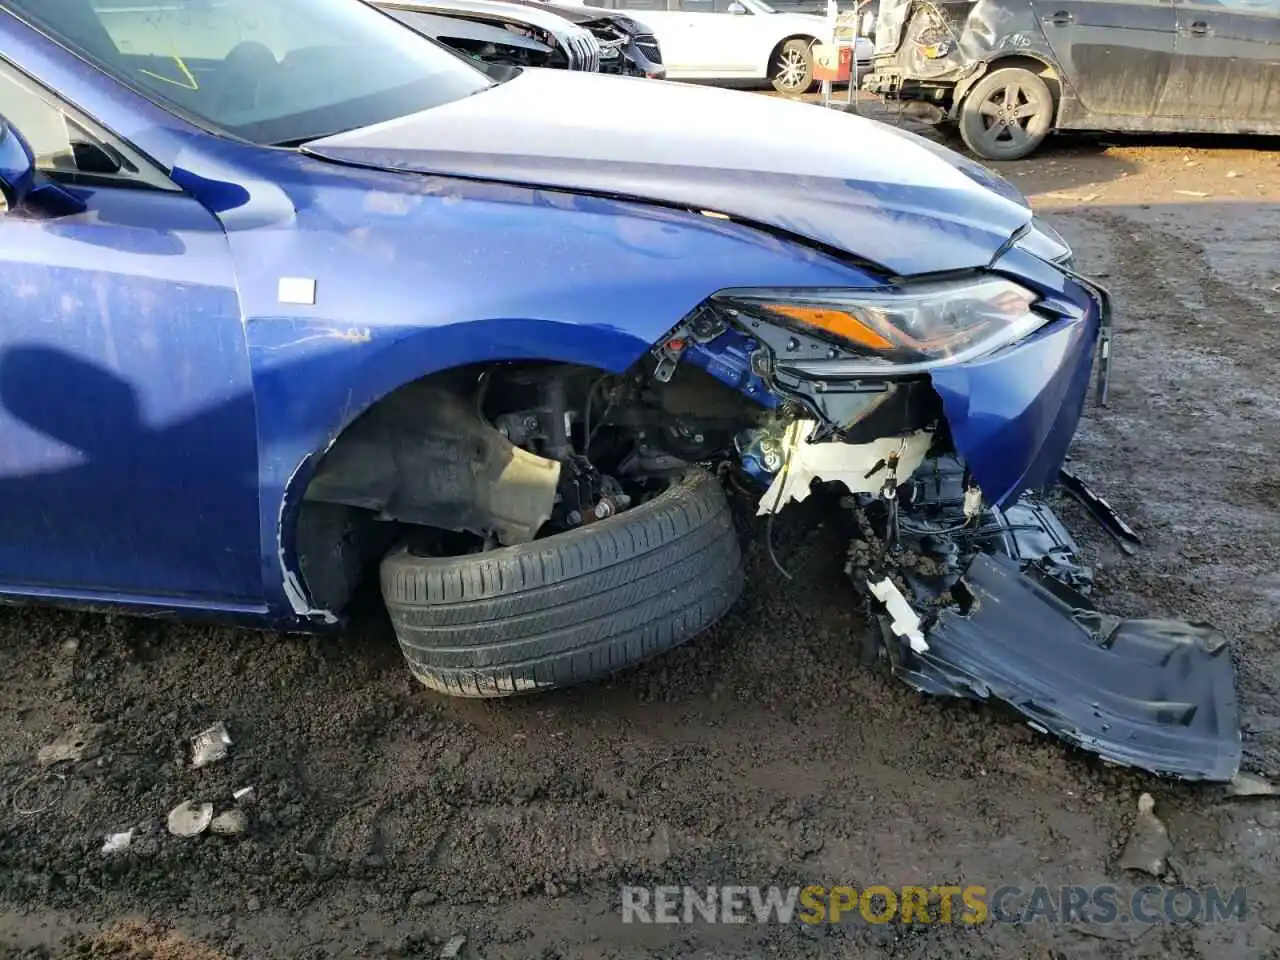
0 0 1240 778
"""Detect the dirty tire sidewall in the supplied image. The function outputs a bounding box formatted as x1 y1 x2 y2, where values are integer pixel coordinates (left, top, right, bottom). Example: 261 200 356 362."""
958 66 1054 161
771 39 815 95
380 469 744 698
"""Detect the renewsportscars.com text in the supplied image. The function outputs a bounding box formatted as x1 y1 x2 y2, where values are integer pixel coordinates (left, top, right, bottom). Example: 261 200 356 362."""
620 884 1248 926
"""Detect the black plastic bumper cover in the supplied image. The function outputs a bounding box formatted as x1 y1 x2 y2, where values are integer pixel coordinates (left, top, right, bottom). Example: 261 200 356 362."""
899 553 1241 781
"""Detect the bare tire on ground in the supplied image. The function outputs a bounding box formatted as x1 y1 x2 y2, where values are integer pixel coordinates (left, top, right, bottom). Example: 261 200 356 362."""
771 38 815 95
958 66 1055 161
380 469 744 697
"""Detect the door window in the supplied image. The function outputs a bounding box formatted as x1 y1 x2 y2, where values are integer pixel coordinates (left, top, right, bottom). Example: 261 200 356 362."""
0 61 172 189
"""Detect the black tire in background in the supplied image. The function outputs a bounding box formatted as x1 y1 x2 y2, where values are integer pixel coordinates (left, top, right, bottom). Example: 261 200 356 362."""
381 469 743 697
958 66 1055 161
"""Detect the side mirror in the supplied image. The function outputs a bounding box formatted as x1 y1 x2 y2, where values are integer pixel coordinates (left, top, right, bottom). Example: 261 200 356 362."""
0 118 36 215
727 2 748 13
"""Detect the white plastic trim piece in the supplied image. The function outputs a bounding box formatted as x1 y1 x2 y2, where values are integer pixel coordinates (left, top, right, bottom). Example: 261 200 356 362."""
868 576 929 654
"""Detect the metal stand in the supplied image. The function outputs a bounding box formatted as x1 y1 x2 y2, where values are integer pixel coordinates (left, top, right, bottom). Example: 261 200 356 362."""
821 0 836 109
820 9 863 112
847 45 858 113
818 0 869 112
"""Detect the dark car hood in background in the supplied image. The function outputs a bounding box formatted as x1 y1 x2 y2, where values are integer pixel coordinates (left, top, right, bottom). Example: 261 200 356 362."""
303 69 1032 276
387 8 555 53
509 0 649 32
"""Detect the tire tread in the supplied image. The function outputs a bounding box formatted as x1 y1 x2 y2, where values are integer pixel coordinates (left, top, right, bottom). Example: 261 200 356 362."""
381 470 743 698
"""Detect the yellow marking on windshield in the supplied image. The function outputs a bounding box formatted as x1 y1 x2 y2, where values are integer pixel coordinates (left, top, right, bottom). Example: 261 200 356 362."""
138 26 200 91
140 54 199 91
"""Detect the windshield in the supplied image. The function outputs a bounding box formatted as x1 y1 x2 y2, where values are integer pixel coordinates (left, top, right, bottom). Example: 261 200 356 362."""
3 0 494 145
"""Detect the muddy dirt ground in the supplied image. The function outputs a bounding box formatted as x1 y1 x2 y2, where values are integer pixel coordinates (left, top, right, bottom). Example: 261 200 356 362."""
1 103 1278 960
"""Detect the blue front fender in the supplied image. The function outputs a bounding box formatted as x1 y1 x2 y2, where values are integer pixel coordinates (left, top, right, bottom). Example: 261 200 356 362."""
229 152 881 471
183 147 881 614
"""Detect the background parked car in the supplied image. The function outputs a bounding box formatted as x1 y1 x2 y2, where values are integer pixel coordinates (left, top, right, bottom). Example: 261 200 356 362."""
862 0 1280 160
378 0 604 71
568 0 870 94
767 0 874 21
510 0 665 76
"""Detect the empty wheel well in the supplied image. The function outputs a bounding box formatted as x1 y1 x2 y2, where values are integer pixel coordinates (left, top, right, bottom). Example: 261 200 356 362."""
289 361 588 615
288 358 763 615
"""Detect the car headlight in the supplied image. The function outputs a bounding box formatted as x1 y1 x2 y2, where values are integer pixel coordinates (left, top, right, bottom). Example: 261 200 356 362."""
916 37 953 58
1017 216 1073 267
715 277 1047 374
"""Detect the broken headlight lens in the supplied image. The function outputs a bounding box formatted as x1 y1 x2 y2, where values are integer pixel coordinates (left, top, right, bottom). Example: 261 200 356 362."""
718 278 1045 371
916 38 953 58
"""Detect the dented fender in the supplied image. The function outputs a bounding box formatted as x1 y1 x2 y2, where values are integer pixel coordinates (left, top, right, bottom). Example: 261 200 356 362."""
930 250 1107 507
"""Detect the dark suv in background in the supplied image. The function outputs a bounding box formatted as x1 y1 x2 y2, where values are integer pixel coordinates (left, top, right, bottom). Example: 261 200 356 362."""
862 0 1280 160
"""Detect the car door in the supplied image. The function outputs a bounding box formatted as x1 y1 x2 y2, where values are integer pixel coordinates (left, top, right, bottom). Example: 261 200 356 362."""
662 0 758 75
1030 0 1179 118
0 62 263 605
1168 0 1280 125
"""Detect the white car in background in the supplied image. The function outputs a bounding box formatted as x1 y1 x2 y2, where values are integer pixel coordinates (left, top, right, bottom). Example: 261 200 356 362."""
563 0 872 94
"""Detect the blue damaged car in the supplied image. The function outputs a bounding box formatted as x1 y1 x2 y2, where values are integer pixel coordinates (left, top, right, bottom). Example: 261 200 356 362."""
0 0 1108 698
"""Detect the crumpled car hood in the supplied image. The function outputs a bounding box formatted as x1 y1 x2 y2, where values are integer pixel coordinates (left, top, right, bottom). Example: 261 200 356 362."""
303 69 1032 277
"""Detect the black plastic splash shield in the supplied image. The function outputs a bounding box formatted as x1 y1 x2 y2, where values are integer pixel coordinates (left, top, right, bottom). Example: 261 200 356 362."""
900 553 1242 781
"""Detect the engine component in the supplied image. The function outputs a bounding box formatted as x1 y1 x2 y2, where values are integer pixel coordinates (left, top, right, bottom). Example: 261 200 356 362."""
735 429 786 486
494 410 544 446
542 377 573 462
551 455 631 529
